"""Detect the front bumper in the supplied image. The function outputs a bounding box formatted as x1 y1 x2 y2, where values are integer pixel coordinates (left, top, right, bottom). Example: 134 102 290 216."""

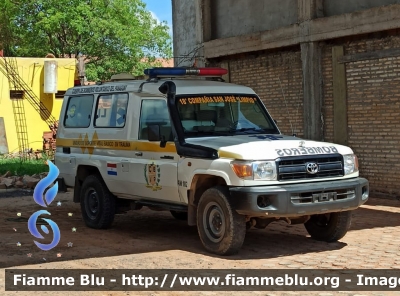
228 177 369 218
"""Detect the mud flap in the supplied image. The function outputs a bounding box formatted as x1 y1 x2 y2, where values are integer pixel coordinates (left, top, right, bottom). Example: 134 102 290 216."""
73 176 81 203
56 177 67 193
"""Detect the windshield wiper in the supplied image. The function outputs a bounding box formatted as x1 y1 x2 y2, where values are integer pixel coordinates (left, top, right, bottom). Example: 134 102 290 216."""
228 127 268 134
237 128 258 132
184 130 220 137
184 128 277 137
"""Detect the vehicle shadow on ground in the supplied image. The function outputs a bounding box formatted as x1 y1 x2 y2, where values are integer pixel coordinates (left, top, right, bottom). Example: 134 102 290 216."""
1 201 346 268
1 196 397 268
349 198 400 231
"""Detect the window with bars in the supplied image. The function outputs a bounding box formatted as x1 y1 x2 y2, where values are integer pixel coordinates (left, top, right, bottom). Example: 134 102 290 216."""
9 90 24 100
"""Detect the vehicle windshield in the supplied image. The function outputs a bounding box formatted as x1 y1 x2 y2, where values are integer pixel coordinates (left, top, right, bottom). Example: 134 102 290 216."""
176 94 279 137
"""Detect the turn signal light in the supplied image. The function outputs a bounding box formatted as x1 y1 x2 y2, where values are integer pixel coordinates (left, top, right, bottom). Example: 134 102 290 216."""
231 162 253 179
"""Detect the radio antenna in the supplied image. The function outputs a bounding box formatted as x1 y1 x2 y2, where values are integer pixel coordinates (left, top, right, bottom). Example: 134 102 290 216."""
278 77 296 136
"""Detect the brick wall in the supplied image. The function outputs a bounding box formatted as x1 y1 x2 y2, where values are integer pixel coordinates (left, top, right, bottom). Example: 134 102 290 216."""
213 35 399 197
225 50 304 138
322 35 400 197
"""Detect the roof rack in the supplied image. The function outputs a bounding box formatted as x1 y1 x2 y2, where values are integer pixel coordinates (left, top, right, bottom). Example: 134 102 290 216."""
137 77 160 93
144 67 228 79
111 73 136 81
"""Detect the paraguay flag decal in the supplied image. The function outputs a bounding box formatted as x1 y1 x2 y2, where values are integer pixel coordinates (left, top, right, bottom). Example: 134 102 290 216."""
107 163 117 176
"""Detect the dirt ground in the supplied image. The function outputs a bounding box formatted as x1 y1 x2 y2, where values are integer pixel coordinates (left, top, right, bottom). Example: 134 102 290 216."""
0 189 400 296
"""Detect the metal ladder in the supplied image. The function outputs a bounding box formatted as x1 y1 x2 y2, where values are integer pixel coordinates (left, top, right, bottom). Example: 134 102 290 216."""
0 57 29 159
0 57 58 126
11 94 29 159
0 56 58 159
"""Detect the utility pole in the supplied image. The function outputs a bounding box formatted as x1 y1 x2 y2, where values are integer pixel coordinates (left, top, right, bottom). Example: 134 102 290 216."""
78 54 86 85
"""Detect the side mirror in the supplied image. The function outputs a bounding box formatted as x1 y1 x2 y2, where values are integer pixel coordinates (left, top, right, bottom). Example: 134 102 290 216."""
148 125 167 148
148 125 161 141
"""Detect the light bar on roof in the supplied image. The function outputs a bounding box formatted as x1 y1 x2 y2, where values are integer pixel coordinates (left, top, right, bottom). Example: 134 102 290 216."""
144 67 228 78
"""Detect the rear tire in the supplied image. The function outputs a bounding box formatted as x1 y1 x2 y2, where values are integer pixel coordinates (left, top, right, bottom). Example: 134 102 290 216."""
80 175 116 229
304 211 352 242
197 186 246 255
170 210 188 221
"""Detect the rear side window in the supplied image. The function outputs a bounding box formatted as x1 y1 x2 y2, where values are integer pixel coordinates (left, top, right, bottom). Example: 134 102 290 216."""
64 95 94 128
94 93 128 128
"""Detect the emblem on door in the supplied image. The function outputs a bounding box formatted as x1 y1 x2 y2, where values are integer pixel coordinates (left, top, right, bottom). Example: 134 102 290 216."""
144 162 162 191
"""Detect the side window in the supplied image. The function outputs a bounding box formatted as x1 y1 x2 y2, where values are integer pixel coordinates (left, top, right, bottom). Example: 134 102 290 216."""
139 100 171 140
114 94 128 127
64 95 94 128
94 93 128 128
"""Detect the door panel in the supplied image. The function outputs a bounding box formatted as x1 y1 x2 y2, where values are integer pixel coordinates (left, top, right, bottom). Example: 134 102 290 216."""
130 142 180 203
130 99 181 203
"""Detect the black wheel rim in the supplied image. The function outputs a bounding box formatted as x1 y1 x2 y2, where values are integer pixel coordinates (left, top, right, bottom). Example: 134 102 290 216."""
85 188 99 220
203 202 225 243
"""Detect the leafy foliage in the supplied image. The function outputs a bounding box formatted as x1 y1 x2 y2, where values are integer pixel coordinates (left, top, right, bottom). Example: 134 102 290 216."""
0 0 172 81
0 158 48 176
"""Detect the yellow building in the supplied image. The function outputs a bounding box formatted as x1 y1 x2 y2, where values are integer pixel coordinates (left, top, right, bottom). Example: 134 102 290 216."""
0 57 77 154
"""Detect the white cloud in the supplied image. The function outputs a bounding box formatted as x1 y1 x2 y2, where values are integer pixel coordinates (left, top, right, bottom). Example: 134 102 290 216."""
150 10 172 37
150 11 161 24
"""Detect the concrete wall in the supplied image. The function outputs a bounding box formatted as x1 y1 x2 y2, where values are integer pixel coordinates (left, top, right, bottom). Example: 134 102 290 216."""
323 0 400 16
210 0 298 39
0 58 76 152
172 0 198 66
172 0 298 65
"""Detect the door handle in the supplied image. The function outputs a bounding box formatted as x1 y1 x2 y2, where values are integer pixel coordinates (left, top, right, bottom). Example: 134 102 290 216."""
135 152 143 156
160 155 174 160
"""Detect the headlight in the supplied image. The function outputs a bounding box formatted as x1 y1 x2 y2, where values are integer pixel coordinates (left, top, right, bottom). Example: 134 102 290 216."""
343 154 359 175
253 162 277 180
230 160 277 180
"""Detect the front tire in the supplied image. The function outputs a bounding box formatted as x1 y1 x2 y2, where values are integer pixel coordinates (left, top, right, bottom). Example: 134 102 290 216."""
197 186 246 255
304 211 352 242
80 175 116 229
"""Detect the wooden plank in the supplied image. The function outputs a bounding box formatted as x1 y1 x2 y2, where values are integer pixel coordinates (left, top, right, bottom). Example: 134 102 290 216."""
332 46 348 146
338 47 400 64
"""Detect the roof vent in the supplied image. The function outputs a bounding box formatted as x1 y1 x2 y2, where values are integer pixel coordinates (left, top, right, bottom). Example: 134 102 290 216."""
110 73 136 81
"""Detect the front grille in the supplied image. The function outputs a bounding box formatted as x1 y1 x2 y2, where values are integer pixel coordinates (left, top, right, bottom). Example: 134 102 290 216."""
291 189 355 204
277 154 343 181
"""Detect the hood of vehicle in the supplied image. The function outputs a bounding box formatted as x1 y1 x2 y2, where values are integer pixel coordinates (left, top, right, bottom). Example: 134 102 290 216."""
185 134 353 160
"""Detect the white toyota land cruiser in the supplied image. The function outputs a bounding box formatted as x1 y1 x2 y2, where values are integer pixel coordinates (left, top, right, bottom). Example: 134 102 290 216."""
55 67 369 255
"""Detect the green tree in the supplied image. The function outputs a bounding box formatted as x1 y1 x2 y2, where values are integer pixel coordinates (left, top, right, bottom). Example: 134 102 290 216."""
0 0 172 81
0 0 19 56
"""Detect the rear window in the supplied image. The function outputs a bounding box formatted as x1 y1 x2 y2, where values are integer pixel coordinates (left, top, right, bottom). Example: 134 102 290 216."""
64 95 94 128
94 93 128 128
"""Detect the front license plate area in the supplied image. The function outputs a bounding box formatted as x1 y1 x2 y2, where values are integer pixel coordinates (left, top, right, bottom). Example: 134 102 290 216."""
312 192 337 202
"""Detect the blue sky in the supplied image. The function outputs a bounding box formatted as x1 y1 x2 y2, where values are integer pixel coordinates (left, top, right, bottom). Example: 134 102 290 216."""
142 0 173 35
